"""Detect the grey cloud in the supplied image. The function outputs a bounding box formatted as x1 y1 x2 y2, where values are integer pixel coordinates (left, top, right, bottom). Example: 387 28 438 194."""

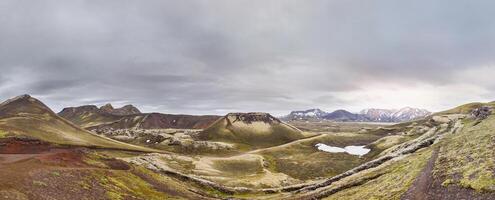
1 0 495 115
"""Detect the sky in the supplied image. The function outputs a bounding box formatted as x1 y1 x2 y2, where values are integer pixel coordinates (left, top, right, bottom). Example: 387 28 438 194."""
1 0 495 116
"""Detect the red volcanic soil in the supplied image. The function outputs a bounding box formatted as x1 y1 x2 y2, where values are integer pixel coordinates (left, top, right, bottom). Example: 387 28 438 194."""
0 138 55 154
0 138 101 199
0 138 88 167
0 137 208 200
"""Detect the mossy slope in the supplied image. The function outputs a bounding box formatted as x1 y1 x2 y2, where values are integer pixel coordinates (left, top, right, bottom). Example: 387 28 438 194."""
0 95 154 152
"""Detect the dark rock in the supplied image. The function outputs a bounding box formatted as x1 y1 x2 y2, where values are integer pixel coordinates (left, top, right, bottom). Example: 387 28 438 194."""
471 106 492 119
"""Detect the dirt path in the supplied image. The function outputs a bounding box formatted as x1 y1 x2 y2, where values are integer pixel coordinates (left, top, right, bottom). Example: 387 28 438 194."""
401 148 439 200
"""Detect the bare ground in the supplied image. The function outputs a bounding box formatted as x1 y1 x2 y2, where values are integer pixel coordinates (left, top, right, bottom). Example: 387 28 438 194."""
401 148 439 200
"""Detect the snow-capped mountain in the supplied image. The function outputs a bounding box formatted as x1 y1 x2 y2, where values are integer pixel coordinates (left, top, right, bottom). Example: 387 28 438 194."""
359 107 431 122
283 107 431 122
359 108 395 122
284 109 327 120
390 107 431 121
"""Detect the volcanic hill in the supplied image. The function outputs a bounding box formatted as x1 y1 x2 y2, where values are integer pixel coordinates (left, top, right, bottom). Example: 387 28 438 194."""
198 112 306 148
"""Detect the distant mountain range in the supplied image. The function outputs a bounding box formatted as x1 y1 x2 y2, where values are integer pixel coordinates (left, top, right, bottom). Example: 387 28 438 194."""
283 107 431 122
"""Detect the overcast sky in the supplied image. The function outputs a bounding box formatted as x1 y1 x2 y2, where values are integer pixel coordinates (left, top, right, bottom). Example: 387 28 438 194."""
1 0 495 115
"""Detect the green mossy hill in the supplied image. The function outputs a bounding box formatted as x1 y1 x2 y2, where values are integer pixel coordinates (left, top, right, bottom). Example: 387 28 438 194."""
198 112 305 148
0 95 154 152
433 114 495 192
436 102 495 115
323 149 432 200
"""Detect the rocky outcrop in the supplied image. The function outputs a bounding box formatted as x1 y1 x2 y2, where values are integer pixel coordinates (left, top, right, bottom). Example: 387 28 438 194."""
226 112 281 124
471 106 492 120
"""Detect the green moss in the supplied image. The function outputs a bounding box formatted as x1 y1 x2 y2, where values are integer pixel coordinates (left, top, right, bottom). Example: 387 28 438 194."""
133 166 228 199
106 191 123 200
89 170 170 200
50 171 61 177
259 133 380 180
325 149 432 200
432 116 495 192
213 159 263 176
32 180 47 187
114 175 161 199
0 129 9 138
200 118 306 148
0 109 155 152
78 181 92 190
442 179 454 186
82 152 109 168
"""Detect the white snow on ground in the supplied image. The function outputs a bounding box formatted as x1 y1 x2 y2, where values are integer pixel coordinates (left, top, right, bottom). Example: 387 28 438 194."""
315 144 370 156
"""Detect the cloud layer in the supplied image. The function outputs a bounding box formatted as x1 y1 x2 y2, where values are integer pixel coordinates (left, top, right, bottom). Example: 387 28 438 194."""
1 0 495 115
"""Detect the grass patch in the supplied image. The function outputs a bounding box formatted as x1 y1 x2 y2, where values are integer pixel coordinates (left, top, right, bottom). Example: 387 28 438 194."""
325 148 432 200
0 129 10 138
432 116 495 192
50 171 61 177
32 180 47 187
92 170 170 200
213 159 263 176
259 133 381 180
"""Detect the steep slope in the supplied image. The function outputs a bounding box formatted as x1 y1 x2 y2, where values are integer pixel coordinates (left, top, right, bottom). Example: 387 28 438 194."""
58 105 122 129
198 112 306 148
59 104 220 130
0 95 153 152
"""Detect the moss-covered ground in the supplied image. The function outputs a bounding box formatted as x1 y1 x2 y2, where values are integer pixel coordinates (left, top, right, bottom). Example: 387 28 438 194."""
323 148 432 200
258 133 382 180
433 115 495 192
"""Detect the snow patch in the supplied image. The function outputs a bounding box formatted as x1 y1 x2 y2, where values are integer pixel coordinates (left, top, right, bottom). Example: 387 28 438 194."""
315 144 370 156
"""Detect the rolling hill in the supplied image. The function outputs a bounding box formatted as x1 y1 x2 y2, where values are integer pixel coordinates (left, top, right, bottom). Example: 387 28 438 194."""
0 95 153 152
198 112 306 148
59 104 220 130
